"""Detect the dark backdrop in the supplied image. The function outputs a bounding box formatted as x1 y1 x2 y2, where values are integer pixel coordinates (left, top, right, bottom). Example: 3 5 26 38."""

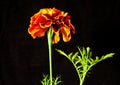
0 0 120 85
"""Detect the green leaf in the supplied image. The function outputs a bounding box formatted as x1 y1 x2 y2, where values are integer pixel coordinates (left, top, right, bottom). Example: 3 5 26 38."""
41 75 62 85
95 56 99 61
72 52 79 61
75 59 81 65
79 47 86 57
56 46 115 85
86 47 90 54
103 53 115 59
68 53 73 59
86 47 91 58
82 47 86 56
55 49 68 57
77 65 82 70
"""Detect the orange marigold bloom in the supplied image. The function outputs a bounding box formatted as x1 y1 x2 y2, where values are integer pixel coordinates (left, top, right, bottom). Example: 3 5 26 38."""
28 8 75 44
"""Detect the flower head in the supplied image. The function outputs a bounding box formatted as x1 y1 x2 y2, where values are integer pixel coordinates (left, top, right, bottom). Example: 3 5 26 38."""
28 8 75 44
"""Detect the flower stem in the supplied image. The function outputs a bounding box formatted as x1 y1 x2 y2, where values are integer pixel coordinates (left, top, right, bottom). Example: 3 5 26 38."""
47 27 53 85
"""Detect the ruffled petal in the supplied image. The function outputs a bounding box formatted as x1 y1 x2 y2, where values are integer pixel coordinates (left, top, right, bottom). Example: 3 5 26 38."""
39 20 52 28
62 15 75 34
34 28 48 38
61 27 71 42
34 15 48 24
28 25 40 39
52 31 60 44
52 8 64 19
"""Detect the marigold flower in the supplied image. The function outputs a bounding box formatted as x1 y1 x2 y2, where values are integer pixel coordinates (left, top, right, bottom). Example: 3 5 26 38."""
28 8 75 44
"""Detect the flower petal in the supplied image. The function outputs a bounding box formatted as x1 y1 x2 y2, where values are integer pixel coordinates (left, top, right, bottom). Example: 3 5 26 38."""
52 31 60 44
52 8 63 19
39 20 52 28
34 15 48 24
61 27 71 42
34 28 48 38
39 8 53 16
28 25 40 39
63 16 75 34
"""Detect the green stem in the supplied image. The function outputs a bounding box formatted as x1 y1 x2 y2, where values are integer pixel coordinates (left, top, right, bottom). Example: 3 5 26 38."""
80 73 86 85
80 80 83 85
47 27 53 85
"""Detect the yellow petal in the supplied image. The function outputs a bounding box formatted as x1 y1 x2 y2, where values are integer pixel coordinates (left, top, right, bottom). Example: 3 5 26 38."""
52 31 60 44
61 27 71 42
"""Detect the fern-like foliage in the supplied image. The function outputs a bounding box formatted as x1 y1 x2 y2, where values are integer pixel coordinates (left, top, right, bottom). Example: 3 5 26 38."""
41 75 62 85
56 47 115 85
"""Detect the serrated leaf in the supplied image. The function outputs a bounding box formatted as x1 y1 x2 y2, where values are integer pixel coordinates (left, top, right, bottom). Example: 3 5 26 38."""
68 53 73 59
95 56 99 61
87 51 92 59
82 47 86 56
79 47 86 58
87 59 93 65
56 47 115 85
56 49 68 57
75 59 81 65
100 55 105 60
86 47 90 54
77 65 82 69
77 55 82 60
79 70 84 75
54 76 62 85
72 52 79 61
78 47 82 55
86 47 90 58
103 53 115 59
89 58 94 63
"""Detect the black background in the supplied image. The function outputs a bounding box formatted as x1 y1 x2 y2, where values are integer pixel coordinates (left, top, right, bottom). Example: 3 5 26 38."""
0 0 120 85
